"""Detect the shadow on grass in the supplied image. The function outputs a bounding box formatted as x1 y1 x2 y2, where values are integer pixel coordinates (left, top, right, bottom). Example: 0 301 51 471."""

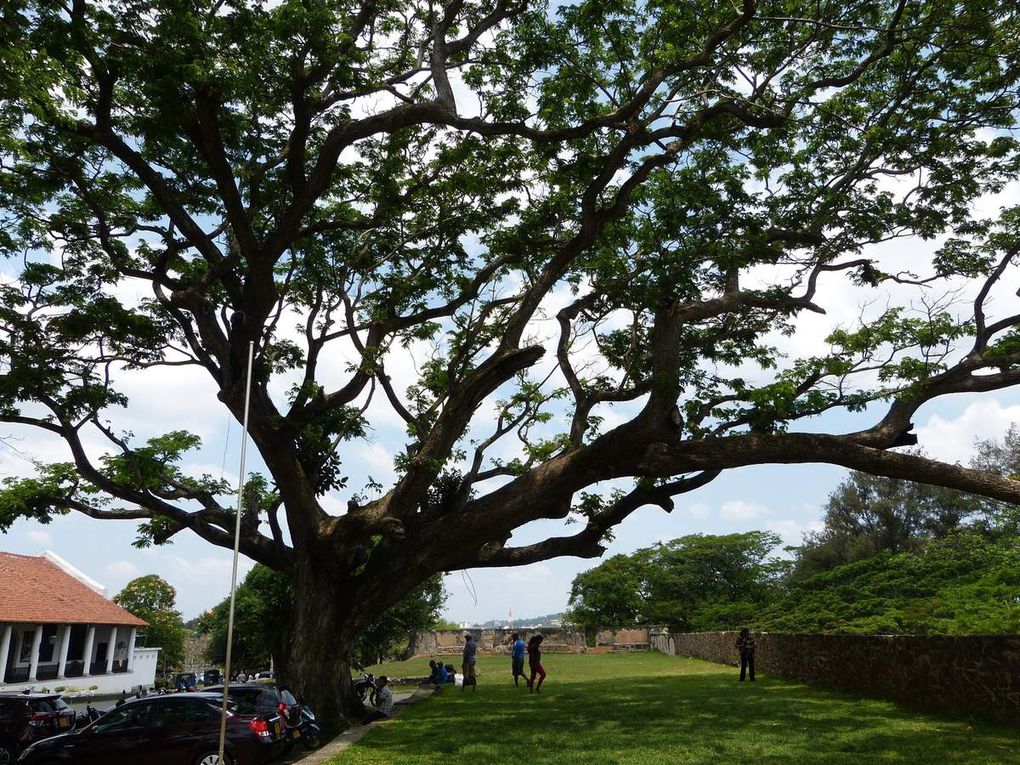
334 656 1018 765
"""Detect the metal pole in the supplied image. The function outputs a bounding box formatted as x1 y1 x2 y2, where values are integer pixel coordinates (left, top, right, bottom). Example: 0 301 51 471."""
218 341 254 763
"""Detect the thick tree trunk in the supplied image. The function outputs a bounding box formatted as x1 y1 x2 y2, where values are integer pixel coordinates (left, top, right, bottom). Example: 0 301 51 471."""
282 562 369 735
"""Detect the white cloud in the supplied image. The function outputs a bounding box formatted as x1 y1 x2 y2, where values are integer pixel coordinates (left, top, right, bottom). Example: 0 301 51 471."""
686 502 712 520
915 400 1020 465
766 518 824 547
26 530 51 544
105 560 140 578
719 500 770 521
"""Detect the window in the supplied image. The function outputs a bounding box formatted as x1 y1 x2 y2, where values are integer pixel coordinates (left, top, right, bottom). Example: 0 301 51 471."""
92 704 151 733
18 630 34 662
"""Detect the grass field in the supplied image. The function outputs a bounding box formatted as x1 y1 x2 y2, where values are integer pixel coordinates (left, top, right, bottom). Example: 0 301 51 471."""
327 652 1019 764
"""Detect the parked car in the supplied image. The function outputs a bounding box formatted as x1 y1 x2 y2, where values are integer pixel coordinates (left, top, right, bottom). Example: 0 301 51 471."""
15 692 284 765
203 684 301 748
0 692 76 763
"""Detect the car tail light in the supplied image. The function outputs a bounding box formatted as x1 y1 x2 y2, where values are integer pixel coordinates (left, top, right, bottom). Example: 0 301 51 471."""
249 719 272 739
277 702 289 724
28 712 51 728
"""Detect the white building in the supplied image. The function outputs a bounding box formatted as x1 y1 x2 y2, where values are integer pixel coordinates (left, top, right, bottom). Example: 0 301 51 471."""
0 551 158 695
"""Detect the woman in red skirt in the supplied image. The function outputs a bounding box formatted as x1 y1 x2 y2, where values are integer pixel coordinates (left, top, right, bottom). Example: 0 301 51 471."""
527 634 546 693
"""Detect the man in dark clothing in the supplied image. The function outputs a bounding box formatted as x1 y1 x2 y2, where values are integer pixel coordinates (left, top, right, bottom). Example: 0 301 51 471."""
736 628 756 682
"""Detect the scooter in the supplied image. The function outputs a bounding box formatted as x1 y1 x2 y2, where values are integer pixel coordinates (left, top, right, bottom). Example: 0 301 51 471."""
353 672 376 703
296 705 321 750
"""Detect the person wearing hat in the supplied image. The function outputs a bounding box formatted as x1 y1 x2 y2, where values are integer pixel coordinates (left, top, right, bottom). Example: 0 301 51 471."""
461 633 477 690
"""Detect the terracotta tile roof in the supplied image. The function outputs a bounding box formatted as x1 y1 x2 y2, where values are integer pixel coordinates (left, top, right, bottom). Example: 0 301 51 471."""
0 552 146 626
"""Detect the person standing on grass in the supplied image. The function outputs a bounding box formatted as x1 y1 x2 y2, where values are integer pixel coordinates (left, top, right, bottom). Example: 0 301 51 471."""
527 634 546 693
736 628 756 682
362 676 394 723
510 633 528 687
462 633 477 690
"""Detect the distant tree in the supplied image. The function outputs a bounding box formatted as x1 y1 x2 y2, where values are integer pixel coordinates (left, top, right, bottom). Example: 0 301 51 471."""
568 532 787 632
352 574 447 666
793 462 982 579
198 565 446 670
565 555 645 634
114 574 186 667
758 532 1020 635
196 565 294 672
795 431 1020 580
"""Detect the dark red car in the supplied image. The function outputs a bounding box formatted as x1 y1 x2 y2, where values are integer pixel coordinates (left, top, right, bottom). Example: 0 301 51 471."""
15 692 282 765
0 692 76 763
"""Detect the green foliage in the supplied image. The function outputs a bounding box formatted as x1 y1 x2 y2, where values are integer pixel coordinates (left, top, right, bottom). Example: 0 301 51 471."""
567 532 787 632
197 565 447 669
757 533 1020 635
792 460 985 580
352 574 448 667
113 574 186 667
196 565 296 671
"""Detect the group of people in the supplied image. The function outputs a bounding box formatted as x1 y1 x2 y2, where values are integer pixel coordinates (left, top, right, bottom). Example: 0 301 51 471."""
509 632 546 692
429 632 546 693
426 660 458 685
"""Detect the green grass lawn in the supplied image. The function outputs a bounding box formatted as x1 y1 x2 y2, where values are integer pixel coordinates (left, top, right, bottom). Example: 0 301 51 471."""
328 653 1019 764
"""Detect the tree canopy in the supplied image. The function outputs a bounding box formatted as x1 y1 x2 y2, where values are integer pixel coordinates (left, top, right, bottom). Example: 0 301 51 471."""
567 532 787 632
113 574 187 667
2 0 1020 728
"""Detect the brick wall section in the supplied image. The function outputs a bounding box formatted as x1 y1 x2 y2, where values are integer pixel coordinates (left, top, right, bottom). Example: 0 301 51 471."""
649 628 1020 725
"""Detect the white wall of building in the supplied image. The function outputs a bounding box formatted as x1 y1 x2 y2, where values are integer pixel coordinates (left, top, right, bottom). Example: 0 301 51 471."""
0 646 160 697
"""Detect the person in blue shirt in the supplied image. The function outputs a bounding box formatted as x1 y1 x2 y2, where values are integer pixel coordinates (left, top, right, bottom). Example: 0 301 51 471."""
427 660 449 685
510 633 527 687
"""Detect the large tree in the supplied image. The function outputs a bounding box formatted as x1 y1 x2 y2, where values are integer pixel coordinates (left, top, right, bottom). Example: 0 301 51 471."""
2 0 1020 730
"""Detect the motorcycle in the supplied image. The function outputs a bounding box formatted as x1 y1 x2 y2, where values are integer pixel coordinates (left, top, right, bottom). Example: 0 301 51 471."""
295 705 321 750
353 672 377 704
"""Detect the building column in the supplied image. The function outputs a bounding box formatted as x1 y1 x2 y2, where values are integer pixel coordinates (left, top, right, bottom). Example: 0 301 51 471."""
0 624 12 684
28 626 43 681
56 624 71 679
126 627 137 672
105 626 117 674
82 625 96 677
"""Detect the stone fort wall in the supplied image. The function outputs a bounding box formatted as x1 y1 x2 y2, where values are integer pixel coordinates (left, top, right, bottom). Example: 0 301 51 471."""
650 628 1020 725
414 627 651 656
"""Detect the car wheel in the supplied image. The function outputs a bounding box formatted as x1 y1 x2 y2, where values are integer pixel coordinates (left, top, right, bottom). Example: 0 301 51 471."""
302 730 321 750
193 751 234 765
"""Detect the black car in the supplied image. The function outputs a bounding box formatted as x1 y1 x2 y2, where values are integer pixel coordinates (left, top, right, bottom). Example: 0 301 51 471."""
0 693 76 763
203 684 302 746
15 692 282 765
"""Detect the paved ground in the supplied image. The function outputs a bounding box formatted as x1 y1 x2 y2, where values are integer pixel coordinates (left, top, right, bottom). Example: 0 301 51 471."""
275 688 431 764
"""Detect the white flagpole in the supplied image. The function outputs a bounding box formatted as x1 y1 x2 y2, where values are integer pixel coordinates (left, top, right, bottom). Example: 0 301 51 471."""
219 340 255 763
